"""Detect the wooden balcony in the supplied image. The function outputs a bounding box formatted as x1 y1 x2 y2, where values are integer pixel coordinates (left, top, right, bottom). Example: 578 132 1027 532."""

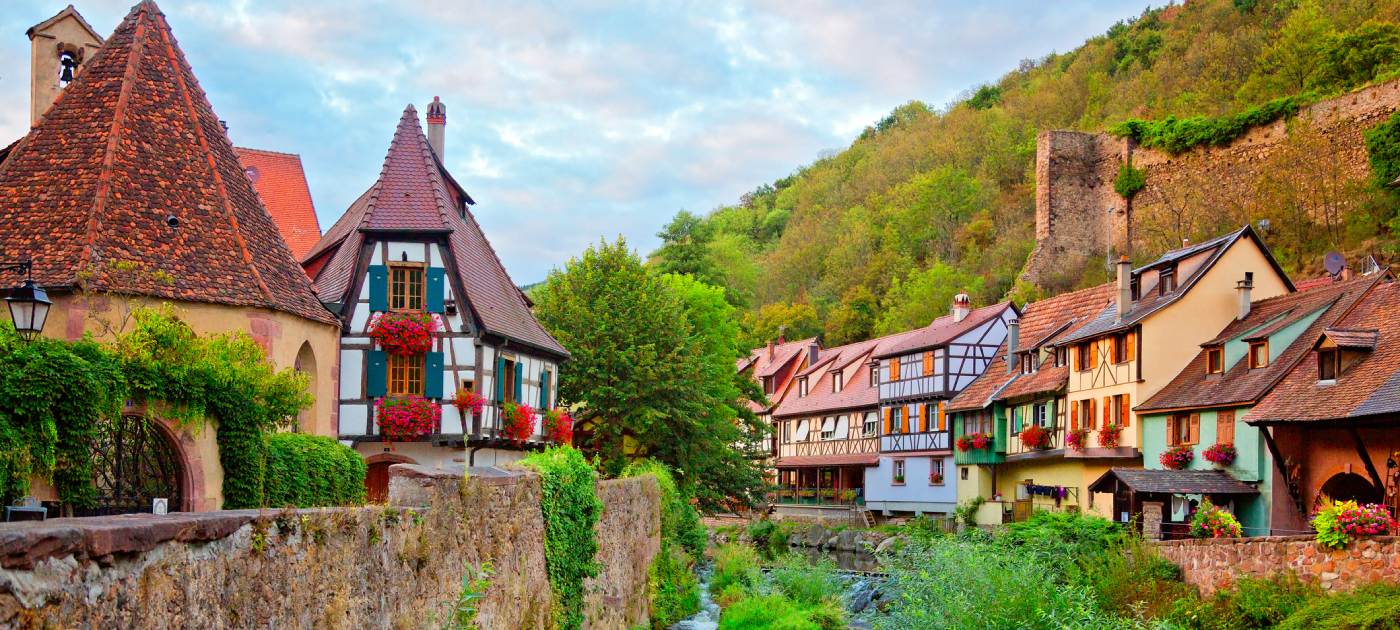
778 436 879 459
770 486 865 506
880 430 951 454
1006 425 1064 456
954 440 1003 465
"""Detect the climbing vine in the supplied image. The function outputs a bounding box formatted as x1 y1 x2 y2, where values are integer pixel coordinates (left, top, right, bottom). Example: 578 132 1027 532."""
624 459 704 627
1364 110 1400 188
1109 93 1313 154
520 446 602 630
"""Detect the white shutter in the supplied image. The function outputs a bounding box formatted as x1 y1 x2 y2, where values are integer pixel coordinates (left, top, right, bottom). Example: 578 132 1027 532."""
834 415 849 440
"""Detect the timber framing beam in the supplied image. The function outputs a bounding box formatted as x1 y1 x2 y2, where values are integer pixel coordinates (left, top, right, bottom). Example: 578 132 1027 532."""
1348 419 1386 492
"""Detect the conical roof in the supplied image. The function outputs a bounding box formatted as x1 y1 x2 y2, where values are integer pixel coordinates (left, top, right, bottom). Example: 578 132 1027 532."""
306 106 568 357
0 1 336 325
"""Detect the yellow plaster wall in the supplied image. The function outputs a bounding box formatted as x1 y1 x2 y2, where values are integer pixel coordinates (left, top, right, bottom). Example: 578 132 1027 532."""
28 13 103 126
997 459 1117 519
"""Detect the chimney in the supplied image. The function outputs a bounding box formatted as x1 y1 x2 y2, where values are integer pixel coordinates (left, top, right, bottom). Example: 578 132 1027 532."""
426 96 446 159
807 341 820 366
777 326 786 345
1006 318 1021 375
766 340 774 359
1182 237 1191 248
1236 272 1254 320
1116 256 1132 322
952 293 971 323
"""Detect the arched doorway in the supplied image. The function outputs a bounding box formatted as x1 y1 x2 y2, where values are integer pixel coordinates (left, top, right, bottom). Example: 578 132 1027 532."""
1320 472 1381 505
78 414 186 516
364 453 415 504
294 341 318 433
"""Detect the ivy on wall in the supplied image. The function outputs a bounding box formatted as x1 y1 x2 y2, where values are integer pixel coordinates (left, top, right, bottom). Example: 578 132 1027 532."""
264 433 367 508
1109 93 1313 154
520 446 602 630
1114 161 1148 200
624 460 704 628
1364 110 1400 187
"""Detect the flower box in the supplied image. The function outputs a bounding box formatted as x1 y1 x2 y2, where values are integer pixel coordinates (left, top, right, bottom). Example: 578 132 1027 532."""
1065 428 1090 451
368 312 438 356
1019 424 1051 450
1203 442 1236 467
1097 423 1122 449
956 433 994 452
453 390 486 417
929 472 944 485
500 402 537 442
375 395 441 443
1159 444 1194 470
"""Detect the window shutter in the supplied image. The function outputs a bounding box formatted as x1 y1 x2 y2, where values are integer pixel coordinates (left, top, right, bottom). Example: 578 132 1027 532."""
1120 395 1131 427
938 402 947 431
890 359 900 381
1167 417 1177 446
494 355 505 401
1108 336 1117 363
1012 407 1022 433
1070 401 1079 430
1090 342 1099 369
1218 410 1235 443
426 267 446 313
540 371 551 409
923 351 933 376
884 407 892 434
1071 347 1078 371
1189 413 1200 444
424 351 444 399
1126 332 1136 361
919 404 928 432
514 361 524 404
366 350 387 398
1087 399 1097 430
901 407 910 434
367 265 388 312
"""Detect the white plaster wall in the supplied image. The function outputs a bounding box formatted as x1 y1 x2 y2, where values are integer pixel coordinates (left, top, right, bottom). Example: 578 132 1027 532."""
340 348 364 399
386 241 428 263
341 403 368 435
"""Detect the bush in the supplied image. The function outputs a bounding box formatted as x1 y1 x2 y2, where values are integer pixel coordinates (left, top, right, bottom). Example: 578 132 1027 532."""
767 554 843 606
1278 583 1400 630
999 510 1125 568
1080 539 1192 621
624 460 705 557
1109 94 1313 154
1313 500 1397 549
955 496 986 527
717 595 820 630
710 543 763 599
263 433 366 507
1114 162 1147 200
519 446 602 630
1168 574 1320 629
648 544 700 628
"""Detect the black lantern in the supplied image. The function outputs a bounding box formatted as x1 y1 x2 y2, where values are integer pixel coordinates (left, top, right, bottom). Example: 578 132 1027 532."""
3 260 49 341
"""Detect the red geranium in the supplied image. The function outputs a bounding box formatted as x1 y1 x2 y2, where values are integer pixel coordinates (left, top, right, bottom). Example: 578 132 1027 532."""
1160 444 1194 470
1020 424 1051 450
454 389 486 416
956 433 993 451
368 312 437 356
544 408 573 444
1066 428 1090 451
1098 423 1122 448
1203 442 1236 467
501 402 536 442
375 395 440 443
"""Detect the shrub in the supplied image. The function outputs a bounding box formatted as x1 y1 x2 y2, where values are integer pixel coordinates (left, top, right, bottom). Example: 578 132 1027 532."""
1190 499 1242 538
1313 500 1397 549
1098 423 1123 448
500 402 536 443
1066 428 1090 450
1167 574 1319 629
1114 162 1147 199
1365 110 1400 188
710 543 762 599
263 433 366 507
955 496 987 527
1278 583 1400 630
767 554 843 606
1081 539 1192 621
1000 510 1126 561
1109 94 1313 154
624 460 705 557
519 446 602 630
1020 424 1051 449
717 595 819 630
367 311 437 356
648 544 700 628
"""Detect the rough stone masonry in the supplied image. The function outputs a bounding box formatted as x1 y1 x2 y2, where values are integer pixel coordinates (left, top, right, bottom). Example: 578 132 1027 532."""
0 464 660 629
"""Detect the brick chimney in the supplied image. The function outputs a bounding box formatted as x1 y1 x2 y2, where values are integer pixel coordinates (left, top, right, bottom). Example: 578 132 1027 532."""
1236 272 1254 320
1006 318 1020 375
807 341 820 366
1116 256 1132 322
952 293 971 323
426 96 446 159
766 340 774 359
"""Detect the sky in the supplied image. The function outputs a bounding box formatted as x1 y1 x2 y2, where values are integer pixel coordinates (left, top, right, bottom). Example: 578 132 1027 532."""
1 1 1149 284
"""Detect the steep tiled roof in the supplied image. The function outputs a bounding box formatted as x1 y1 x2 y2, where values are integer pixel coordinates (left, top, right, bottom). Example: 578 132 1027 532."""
234 148 321 260
740 337 814 413
1088 468 1260 495
774 329 921 418
1249 277 1400 423
306 106 567 357
1323 327 1379 350
1059 226 1293 345
0 1 336 325
1138 275 1380 413
947 284 1115 412
873 301 1016 358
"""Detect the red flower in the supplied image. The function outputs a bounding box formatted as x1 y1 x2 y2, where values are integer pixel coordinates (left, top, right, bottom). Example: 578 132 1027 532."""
368 312 438 356
454 389 486 416
1065 428 1090 451
1159 444 1194 470
1019 425 1051 450
501 402 536 442
1098 424 1122 448
1203 442 1237 466
544 408 573 444
375 395 441 443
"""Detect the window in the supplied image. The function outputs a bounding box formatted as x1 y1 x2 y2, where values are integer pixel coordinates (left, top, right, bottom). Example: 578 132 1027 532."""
1159 266 1177 295
762 376 774 395
1249 341 1269 369
960 466 969 481
833 371 844 392
782 421 791 444
1216 410 1235 444
870 364 879 385
863 412 878 437
1076 344 1092 372
1318 348 1340 381
1113 333 1130 364
1130 276 1141 301
892 459 906 484
462 379 475 393
1033 403 1048 427
1055 347 1068 368
1168 413 1199 446
1020 351 1037 375
929 458 945 485
389 263 426 311
1206 347 1224 374
798 377 809 397
387 353 423 396
501 357 517 403
540 369 552 409
1079 399 1096 430
888 406 904 434
821 417 835 441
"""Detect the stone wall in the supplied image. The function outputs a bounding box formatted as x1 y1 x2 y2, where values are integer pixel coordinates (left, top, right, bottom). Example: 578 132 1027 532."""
1024 79 1400 288
1152 535 1400 595
0 464 660 629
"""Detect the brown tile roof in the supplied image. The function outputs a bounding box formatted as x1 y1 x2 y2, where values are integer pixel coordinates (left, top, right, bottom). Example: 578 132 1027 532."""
873 301 1017 358
740 337 814 413
1295 275 1339 291
1323 327 1379 350
1088 468 1260 495
774 329 922 418
306 106 566 357
1249 276 1400 423
0 1 336 325
947 284 1116 412
1138 275 1380 413
234 148 321 260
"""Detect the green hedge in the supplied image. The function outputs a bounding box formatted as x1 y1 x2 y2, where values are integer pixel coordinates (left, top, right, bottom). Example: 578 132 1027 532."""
520 446 602 630
263 433 366 507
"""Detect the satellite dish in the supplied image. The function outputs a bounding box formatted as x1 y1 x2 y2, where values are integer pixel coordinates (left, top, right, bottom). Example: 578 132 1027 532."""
1324 252 1346 278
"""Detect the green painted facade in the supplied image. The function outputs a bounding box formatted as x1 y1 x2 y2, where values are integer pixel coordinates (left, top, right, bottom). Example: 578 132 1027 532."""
952 403 1007 466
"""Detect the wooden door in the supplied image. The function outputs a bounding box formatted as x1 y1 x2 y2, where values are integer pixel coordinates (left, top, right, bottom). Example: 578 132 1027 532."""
366 462 392 503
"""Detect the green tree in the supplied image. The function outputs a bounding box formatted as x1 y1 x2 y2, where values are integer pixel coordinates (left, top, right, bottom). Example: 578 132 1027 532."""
876 263 986 335
739 301 821 350
534 239 765 509
1311 21 1400 92
651 210 718 284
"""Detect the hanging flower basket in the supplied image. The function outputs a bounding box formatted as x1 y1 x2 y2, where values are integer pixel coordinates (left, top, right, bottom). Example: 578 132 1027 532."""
1098 423 1122 449
454 389 486 417
956 433 993 451
368 312 438 356
500 402 536 442
375 395 440 443
1160 444 1195 470
1065 428 1090 451
1190 499 1243 539
1019 424 1051 450
1203 442 1236 467
544 408 574 444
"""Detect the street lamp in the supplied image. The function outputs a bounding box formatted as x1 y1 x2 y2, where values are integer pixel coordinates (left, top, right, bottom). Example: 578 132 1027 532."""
3 260 50 341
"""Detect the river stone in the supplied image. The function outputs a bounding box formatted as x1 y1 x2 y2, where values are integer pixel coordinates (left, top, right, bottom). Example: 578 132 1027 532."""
874 535 903 555
829 529 864 552
793 524 831 548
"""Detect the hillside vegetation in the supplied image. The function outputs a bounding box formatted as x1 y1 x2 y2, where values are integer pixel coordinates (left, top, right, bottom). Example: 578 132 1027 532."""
648 0 1400 348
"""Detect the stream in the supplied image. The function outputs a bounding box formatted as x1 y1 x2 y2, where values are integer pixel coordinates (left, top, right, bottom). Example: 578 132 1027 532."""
670 549 884 629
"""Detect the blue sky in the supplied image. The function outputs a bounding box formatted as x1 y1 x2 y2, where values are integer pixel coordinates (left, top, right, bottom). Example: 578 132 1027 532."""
2 1 1148 284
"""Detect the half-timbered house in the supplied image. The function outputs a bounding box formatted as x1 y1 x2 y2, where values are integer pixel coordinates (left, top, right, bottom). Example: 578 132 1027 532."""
303 102 568 494
739 335 818 460
865 295 1017 516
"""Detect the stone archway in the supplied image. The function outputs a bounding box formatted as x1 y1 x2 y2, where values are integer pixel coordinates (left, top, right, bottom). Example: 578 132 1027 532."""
364 453 417 504
1320 472 1382 505
77 414 191 516
294 341 318 433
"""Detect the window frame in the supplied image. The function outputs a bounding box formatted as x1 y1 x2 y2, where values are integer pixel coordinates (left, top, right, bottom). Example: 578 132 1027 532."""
1076 344 1092 372
928 458 945 485
832 371 844 392
1033 403 1048 427
501 357 518 403
1206 347 1224 374
820 417 835 441
1318 348 1340 382
892 459 906 485
1113 333 1130 364
798 377 808 397
1248 341 1269 369
388 261 428 312
387 352 424 396
863 412 878 437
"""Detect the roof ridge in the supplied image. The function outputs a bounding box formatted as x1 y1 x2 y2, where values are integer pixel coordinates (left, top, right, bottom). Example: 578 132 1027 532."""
233 146 302 158
153 7 274 305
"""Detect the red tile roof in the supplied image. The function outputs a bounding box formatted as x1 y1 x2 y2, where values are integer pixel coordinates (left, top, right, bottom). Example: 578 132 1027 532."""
305 105 566 356
774 329 922 418
0 1 335 325
873 301 1017 358
1249 276 1400 423
1138 275 1379 413
740 337 815 413
233 147 321 260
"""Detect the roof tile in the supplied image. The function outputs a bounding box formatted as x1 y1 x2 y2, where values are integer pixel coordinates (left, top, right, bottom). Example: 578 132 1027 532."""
234 148 321 260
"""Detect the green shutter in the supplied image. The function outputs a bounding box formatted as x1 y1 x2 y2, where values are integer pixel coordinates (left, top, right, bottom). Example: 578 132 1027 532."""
1012 406 1022 432
514 361 524 403
424 352 444 398
495 355 505 402
368 265 388 311
426 268 445 313
366 350 387 398
540 370 550 409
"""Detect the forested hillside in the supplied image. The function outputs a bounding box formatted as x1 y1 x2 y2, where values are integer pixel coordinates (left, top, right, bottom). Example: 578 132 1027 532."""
648 0 1400 348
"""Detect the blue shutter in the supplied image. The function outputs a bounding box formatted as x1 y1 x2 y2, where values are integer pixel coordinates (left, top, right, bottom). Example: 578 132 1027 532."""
495 355 505 402
539 370 550 409
366 350 387 398
426 268 445 313
424 352 444 399
367 265 388 311
514 361 524 404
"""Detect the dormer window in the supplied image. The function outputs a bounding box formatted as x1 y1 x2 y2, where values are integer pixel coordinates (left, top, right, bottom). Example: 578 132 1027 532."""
1020 351 1037 375
762 376 775 395
1130 276 1141 301
1054 347 1068 368
1248 341 1269 369
1318 348 1340 381
1206 347 1223 374
798 377 809 397
1158 266 1177 296
870 364 879 385
832 371 844 392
